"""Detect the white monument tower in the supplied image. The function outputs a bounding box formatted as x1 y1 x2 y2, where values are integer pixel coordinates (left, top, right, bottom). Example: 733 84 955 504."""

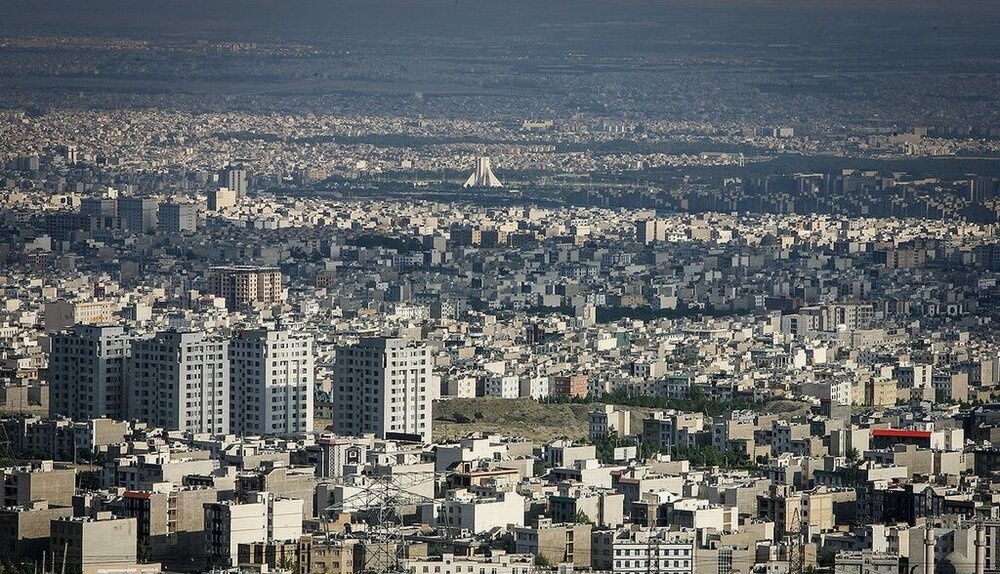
463 156 503 188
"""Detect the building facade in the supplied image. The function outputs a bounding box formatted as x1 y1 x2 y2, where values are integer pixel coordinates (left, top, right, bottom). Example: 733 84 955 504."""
118 197 158 233
230 329 314 435
204 493 303 568
128 331 230 434
49 325 132 420
206 266 283 311
333 337 432 443
591 527 695 574
158 202 197 233
50 514 142 574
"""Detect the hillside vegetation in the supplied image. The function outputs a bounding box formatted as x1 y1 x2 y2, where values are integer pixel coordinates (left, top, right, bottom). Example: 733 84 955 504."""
432 397 809 443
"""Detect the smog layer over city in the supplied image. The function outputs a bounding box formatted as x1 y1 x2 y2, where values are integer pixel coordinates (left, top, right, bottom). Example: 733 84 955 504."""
3 2 1000 574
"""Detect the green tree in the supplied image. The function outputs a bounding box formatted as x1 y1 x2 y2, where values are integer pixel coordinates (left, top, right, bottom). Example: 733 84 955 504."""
575 510 592 524
278 555 299 574
77 471 101 490
935 389 950 404
817 549 837 568
845 447 860 466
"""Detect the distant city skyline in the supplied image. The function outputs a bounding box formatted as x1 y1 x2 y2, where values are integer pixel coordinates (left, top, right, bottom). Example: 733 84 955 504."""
2 2 1000 574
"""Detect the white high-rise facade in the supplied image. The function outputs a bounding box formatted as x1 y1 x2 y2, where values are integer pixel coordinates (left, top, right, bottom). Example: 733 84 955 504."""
49 325 132 420
128 330 230 434
219 165 248 196
230 329 314 435
333 337 432 443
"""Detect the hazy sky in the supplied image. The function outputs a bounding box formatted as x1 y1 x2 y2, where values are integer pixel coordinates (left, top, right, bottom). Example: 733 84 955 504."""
4 0 999 48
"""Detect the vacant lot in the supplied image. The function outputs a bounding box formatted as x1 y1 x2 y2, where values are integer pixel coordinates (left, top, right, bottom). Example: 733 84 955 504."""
432 397 809 443
432 398 659 443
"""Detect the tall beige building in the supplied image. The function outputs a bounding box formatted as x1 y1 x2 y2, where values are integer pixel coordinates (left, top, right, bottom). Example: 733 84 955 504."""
44 300 120 333
206 266 283 310
121 486 218 565
636 219 667 244
50 513 156 574
2 460 76 508
208 187 236 211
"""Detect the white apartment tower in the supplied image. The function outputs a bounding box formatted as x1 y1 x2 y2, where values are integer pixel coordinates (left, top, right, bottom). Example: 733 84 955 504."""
117 196 159 233
128 330 230 434
230 329 314 435
219 165 248 196
333 337 432 443
49 325 132 420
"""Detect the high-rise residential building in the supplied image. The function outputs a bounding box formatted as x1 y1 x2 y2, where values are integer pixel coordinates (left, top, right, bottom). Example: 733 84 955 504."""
80 197 117 218
117 197 159 233
636 219 667 244
158 202 198 232
219 165 248 196
333 337 432 443
49 325 133 420
206 266 284 311
208 187 236 211
80 197 119 229
230 329 314 436
128 331 230 434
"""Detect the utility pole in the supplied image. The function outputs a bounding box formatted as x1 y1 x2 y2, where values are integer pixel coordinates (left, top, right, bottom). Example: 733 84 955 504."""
787 505 805 574
0 420 16 466
975 520 986 574
323 466 446 573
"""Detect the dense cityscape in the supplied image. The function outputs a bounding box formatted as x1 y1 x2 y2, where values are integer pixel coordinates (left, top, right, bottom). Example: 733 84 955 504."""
3 2 1000 574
